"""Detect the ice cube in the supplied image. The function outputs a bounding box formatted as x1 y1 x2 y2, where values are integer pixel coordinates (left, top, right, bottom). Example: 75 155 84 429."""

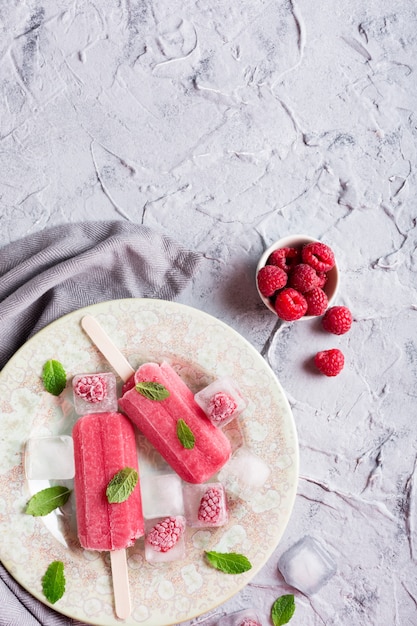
214 609 262 626
72 372 117 415
278 535 337 595
141 473 184 518
194 377 247 427
222 418 245 453
217 447 270 501
144 515 186 563
183 482 228 528
25 436 75 480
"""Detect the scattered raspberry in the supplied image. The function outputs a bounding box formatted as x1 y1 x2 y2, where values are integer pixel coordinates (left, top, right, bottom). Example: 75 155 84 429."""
304 287 328 316
302 242 335 272
274 288 308 321
74 375 107 403
239 620 261 626
268 247 300 272
322 306 352 335
289 263 320 293
207 392 237 424
146 516 185 553
314 349 344 376
198 486 223 523
257 265 287 298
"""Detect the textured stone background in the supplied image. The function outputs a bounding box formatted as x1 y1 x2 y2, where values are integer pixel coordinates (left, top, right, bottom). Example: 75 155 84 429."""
1 1 417 624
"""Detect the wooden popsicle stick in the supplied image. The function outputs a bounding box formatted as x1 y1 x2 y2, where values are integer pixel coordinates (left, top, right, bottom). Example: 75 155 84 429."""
110 549 131 620
81 315 135 383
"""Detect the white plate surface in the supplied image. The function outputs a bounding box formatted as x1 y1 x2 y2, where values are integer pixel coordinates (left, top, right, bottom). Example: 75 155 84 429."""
0 298 298 626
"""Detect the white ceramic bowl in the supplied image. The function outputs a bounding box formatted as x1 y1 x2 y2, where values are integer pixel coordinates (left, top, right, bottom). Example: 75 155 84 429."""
256 234 339 320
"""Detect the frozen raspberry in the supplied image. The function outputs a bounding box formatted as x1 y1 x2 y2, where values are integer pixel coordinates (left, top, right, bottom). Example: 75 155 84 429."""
322 306 352 335
268 247 300 272
198 486 223 523
207 392 237 424
240 620 261 626
146 516 185 553
74 375 107 403
289 263 320 293
314 349 344 376
304 287 328 316
257 265 287 298
274 288 308 321
302 242 335 272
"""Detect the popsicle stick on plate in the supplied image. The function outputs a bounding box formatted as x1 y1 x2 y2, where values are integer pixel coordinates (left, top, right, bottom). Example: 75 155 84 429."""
111 549 131 620
80 315 137 619
81 315 135 383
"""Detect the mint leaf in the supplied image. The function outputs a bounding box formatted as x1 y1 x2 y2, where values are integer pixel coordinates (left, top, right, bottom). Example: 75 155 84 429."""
42 561 65 604
106 467 138 503
271 594 296 625
42 360 67 396
177 419 195 449
204 551 252 574
135 381 170 401
26 486 72 517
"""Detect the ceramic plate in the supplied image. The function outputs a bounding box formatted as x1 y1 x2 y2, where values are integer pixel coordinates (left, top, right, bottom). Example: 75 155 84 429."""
0 299 298 626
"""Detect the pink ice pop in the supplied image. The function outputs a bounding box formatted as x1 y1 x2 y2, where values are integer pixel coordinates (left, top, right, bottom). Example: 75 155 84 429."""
118 362 232 484
73 411 144 551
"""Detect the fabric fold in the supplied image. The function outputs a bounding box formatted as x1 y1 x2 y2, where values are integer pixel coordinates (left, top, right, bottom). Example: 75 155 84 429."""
0 221 202 371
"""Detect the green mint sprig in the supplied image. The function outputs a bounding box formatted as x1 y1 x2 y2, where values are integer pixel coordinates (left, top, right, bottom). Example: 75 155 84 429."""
26 486 72 517
135 381 170 401
42 560 66 604
106 467 138 503
271 594 296 625
42 359 67 396
177 419 195 449
204 551 252 574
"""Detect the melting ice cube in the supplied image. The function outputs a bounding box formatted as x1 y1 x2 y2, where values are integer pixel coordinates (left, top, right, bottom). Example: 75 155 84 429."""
183 482 228 528
141 473 185 519
72 372 117 415
194 377 247 427
278 535 337 595
25 436 75 480
217 447 270 501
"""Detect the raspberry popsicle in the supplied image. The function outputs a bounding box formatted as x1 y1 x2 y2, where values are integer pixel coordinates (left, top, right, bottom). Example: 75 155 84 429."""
119 362 232 483
73 411 144 618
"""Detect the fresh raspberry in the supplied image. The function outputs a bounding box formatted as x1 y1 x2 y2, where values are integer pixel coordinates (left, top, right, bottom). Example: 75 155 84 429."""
239 620 261 626
316 271 328 289
289 263 320 293
207 392 237 424
198 486 223 523
304 287 328 316
322 306 352 335
268 247 300 272
314 349 344 376
74 375 107 403
146 516 185 553
302 242 335 272
274 288 308 321
257 265 287 298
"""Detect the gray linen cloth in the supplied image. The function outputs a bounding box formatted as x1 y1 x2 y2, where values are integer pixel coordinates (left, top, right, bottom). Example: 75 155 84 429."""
0 221 202 625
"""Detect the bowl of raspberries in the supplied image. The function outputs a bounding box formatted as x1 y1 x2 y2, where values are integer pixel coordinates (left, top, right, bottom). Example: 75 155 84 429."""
256 235 340 321
257 235 353 376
